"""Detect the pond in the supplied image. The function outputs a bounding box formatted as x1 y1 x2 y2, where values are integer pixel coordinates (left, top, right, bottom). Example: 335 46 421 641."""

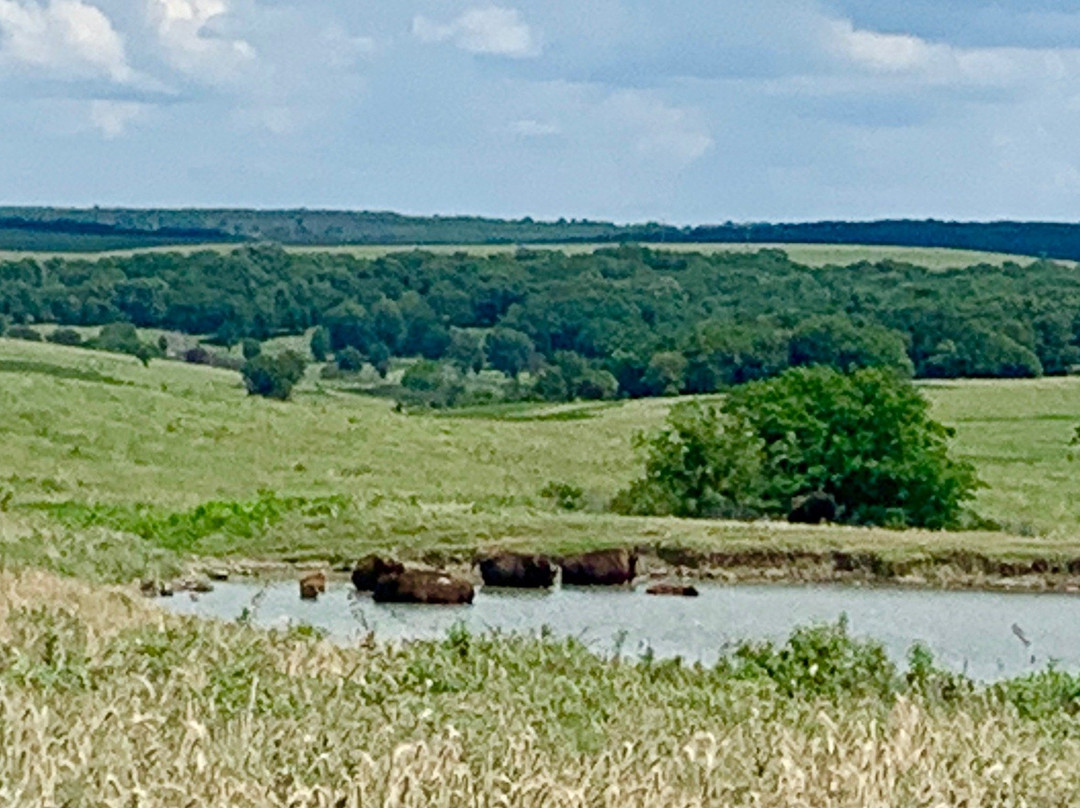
159 580 1080 681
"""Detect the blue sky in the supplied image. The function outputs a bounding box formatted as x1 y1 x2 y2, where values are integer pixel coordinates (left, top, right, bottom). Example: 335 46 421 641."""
1 0 1079 222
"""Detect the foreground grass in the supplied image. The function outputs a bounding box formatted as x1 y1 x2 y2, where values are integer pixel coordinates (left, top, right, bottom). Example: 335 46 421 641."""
2 339 1080 584
2 568 1080 806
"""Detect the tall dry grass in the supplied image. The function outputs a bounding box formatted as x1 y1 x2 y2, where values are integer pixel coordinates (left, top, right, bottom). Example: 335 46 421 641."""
2 570 1080 806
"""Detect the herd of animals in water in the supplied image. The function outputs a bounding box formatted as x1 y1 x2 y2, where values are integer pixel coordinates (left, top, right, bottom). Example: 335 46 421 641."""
294 549 699 604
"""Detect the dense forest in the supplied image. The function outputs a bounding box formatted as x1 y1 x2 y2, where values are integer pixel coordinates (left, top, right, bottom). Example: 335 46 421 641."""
5 207 1080 259
2 244 1078 403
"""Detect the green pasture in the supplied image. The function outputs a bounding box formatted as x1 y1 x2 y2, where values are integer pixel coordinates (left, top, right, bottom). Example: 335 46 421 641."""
0 242 1055 269
1 338 1079 581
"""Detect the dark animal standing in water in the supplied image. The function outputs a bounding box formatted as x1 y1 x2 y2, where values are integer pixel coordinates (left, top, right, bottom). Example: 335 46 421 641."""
479 553 557 588
352 555 405 591
788 491 838 524
299 571 327 600
646 582 699 597
560 549 637 586
372 569 474 604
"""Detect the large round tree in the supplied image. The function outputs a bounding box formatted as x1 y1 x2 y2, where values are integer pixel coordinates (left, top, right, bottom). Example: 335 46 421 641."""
617 366 980 529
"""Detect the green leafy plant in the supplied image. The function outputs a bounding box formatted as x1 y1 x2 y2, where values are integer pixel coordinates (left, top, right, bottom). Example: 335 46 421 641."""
242 351 307 400
616 367 980 528
540 481 586 511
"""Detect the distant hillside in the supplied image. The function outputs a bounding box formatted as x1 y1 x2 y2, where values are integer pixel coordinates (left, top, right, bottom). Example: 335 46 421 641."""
1 207 1080 259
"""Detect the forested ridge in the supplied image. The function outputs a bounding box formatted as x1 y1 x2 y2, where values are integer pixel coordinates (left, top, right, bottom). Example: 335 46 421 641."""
5 207 1080 259
2 244 1078 402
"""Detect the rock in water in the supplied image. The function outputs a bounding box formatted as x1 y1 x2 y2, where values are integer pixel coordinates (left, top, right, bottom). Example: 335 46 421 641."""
646 582 699 597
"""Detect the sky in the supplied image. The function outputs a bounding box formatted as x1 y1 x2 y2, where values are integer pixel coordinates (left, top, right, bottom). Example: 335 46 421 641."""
2 0 1080 223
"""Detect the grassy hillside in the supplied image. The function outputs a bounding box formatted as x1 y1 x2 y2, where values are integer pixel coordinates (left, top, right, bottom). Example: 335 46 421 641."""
0 241 1053 270
1 338 1080 585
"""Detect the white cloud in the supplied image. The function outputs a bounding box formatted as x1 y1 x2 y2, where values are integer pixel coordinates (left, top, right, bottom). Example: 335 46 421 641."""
413 6 540 58
89 98 144 136
0 0 135 82
827 17 1080 90
148 0 255 83
833 23 935 73
602 90 712 166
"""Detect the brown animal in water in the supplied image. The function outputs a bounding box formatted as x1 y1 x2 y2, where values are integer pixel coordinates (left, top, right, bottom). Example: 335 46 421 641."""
478 553 557 588
560 549 637 586
352 555 405 591
372 569 474 605
299 571 327 600
646 582 699 597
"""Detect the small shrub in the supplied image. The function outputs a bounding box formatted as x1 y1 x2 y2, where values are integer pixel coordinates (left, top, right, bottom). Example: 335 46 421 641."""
88 323 163 364
335 346 365 372
241 350 307 400
241 338 262 360
6 325 42 342
993 668 1080 721
310 326 331 362
184 346 214 365
575 369 619 400
540 481 585 511
612 400 765 519
369 341 391 378
47 328 83 346
717 616 899 701
401 360 445 392
92 322 141 354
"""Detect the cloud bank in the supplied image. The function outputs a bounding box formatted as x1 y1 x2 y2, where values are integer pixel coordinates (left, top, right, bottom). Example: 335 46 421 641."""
0 0 1079 221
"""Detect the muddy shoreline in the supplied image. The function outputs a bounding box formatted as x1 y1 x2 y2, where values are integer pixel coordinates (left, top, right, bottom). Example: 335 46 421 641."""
172 545 1080 596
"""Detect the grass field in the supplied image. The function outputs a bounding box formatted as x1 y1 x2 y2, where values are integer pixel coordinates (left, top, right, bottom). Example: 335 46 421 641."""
5 337 1080 804
0 241 1058 269
1 338 1080 585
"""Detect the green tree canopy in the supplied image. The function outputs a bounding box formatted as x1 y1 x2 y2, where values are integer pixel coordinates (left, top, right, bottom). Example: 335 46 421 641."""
617 367 980 529
726 367 980 528
241 351 307 400
309 326 331 362
485 327 534 377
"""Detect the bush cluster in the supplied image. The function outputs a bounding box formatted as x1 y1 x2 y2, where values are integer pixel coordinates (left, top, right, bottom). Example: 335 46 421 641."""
615 367 980 529
241 351 307 400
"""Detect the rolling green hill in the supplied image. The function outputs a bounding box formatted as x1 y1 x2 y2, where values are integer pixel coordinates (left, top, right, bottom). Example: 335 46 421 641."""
3 206 1080 259
1 337 1079 584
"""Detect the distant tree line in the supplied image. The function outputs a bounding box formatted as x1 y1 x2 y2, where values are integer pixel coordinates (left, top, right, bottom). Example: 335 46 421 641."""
6 207 1080 260
2 244 1079 402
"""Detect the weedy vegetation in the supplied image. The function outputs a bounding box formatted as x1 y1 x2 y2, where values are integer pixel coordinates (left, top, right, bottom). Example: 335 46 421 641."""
3 570 1080 805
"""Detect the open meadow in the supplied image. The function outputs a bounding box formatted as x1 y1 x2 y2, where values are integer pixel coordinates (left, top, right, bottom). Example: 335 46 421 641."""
6 294 1080 806
2 337 1080 585
0 241 1055 269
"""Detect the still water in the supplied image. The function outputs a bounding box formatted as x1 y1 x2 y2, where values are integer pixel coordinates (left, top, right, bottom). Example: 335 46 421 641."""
160 580 1080 681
